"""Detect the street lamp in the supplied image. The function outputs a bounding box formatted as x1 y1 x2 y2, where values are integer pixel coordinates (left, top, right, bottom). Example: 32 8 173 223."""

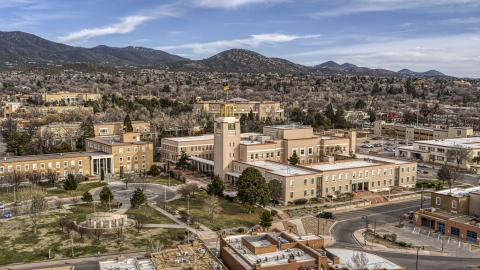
187 195 190 244
362 215 368 246
415 245 424 270
69 231 74 258
420 184 424 209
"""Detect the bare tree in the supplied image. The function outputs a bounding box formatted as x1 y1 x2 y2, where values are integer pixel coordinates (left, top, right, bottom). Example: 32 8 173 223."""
124 173 135 189
24 119 41 137
77 226 88 239
92 227 105 240
138 177 150 192
0 118 18 139
446 146 473 171
10 205 21 217
395 212 406 226
71 196 80 205
19 185 48 234
57 216 69 231
134 216 146 233
55 199 64 211
344 252 381 270
147 239 164 256
46 168 59 185
177 183 199 197
114 226 123 238
202 195 223 227
6 169 25 192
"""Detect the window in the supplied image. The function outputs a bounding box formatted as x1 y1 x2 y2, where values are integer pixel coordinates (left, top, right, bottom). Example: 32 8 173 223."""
290 192 294 198
251 154 254 160
64 161 68 167
457 130 461 137
24 165 29 171
119 157 123 162
365 171 369 177
452 200 457 209
0 167 3 173
266 153 269 158
127 147 131 153
304 179 307 185
390 169 393 175
99 128 108 135
136 127 139 132
378 181 380 186
142 155 146 160
33 164 37 170
359 172 362 178
311 178 315 184
384 169 387 175
436 197 441 205
277 151 280 156
437 156 445 161
308 147 313 154
332 186 336 192
292 148 297 155
372 181 374 187
384 180 386 185
412 176 415 182
311 189 314 195
407 167 410 172
325 176 329 182
119 148 123 153
134 147 138 152
401 178 404 183
7 166 12 172
127 156 131 161
325 187 329 194
134 156 138 161
371 170 375 176
48 162 52 168
78 160 82 166
300 148 305 155
332 175 336 182
56 162 60 168
71 160 75 166
345 173 349 180
339 174 342 180
304 190 307 197
345 185 348 191
78 169 83 174
290 180 294 186
15 165 20 171
407 177 410 182
142 163 146 169
64 170 68 176
255 154 258 159
352 173 355 179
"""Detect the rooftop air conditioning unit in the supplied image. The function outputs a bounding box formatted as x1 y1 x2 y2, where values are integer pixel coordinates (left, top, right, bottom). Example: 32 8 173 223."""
175 260 180 264
176 253 182 257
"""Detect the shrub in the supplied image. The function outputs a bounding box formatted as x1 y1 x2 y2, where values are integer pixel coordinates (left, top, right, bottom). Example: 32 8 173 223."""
238 228 245 233
398 241 407 247
287 201 295 206
213 226 221 231
178 235 185 240
270 210 278 216
422 171 429 174
415 182 422 188
293 198 308 205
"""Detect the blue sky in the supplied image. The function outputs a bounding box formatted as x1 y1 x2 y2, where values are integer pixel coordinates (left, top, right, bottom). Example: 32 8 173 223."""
1 0 480 77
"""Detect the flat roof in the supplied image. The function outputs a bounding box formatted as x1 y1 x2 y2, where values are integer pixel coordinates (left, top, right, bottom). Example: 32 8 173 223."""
266 124 311 130
243 160 317 177
164 133 261 143
306 160 384 171
0 151 111 163
190 156 214 166
434 187 480 197
354 154 412 165
99 258 138 270
328 248 403 269
88 135 151 145
416 137 480 149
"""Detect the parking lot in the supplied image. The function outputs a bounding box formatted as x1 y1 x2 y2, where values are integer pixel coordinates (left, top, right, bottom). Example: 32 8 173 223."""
356 137 399 156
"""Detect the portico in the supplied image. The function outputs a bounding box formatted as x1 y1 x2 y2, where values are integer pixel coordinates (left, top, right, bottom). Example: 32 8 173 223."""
90 153 114 175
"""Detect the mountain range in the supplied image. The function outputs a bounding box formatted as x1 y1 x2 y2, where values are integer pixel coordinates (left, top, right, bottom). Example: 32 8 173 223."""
0 31 447 77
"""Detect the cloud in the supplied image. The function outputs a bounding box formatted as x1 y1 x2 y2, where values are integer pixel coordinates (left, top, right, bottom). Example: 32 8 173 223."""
157 33 320 54
292 33 480 77
58 15 153 43
192 0 288 9
442 17 480 24
311 0 480 17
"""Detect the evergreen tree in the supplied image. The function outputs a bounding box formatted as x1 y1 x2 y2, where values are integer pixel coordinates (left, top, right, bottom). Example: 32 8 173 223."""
368 109 376 123
58 142 73 153
63 173 78 195
354 99 367 110
206 175 225 197
99 186 114 205
268 179 282 206
325 103 335 123
123 114 133 132
436 165 452 184
176 150 190 170
259 210 273 230
79 116 95 150
81 191 93 206
100 168 105 181
148 164 160 177
237 167 270 214
288 153 300 165
130 188 147 208
6 131 30 155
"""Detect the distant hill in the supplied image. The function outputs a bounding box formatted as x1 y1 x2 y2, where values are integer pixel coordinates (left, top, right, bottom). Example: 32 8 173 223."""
163 49 310 74
398 68 445 77
0 31 187 67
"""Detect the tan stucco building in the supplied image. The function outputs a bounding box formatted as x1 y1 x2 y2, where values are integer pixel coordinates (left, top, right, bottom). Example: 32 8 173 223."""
193 98 284 120
374 120 473 141
34 92 102 105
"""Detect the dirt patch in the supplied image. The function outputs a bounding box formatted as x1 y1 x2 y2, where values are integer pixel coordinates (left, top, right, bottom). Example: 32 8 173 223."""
365 234 414 250
301 217 335 235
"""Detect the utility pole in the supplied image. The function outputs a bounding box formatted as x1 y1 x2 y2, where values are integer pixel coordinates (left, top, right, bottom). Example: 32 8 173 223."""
362 215 368 246
420 184 424 209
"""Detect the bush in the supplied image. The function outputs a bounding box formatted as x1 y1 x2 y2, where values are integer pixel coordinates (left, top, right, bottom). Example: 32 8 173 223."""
213 226 221 231
293 198 308 205
287 201 295 206
238 228 245 233
270 210 278 216
178 235 185 240
398 241 407 247
415 182 423 188
422 171 429 174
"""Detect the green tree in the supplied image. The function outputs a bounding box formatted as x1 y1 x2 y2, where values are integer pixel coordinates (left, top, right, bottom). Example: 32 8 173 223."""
325 103 335 123
436 165 451 184
237 167 270 214
58 142 73 153
130 188 147 208
63 174 78 195
354 99 367 110
368 109 376 123
6 131 30 155
99 186 114 205
120 166 124 179
176 150 190 170
148 164 160 177
288 153 300 165
79 116 95 150
81 191 93 206
206 174 225 197
123 114 133 132
100 168 105 181
268 179 282 206
259 210 273 230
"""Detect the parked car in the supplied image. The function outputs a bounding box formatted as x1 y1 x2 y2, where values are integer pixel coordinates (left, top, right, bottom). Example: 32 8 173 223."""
372 137 379 140
361 144 370 148
373 143 383 147
407 142 413 146
404 211 414 219
418 163 427 168
386 141 394 146
3 210 12 218
364 140 370 143
384 147 394 152
0 202 4 209
388 138 395 141
14 200 22 206
317 212 335 219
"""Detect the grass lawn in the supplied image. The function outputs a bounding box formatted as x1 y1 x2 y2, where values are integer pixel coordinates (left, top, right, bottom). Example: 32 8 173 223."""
409 178 472 191
168 189 260 230
125 205 175 224
0 205 185 266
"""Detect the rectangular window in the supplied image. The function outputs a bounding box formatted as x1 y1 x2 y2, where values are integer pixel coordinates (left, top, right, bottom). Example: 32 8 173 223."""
339 186 342 191
25 164 29 171
311 178 315 184
372 181 374 187
352 173 355 179
78 160 82 166
134 147 138 152
304 179 307 185
308 147 313 154
384 169 387 175
345 173 349 179
345 185 349 191
332 186 336 192
142 163 146 169
412 176 415 182
119 148 123 153
300 148 305 155
119 157 123 162
407 177 410 182
48 162 52 169
64 161 68 167
339 174 342 180
384 180 386 185
134 156 138 161
290 192 294 198
304 190 307 197
33 164 37 170
127 147 131 153
56 162 60 168
277 151 280 156
390 169 393 175
251 154 254 160
332 175 336 182
325 176 329 182
142 155 146 160
290 180 294 186
71 160 75 166
452 200 457 209
127 156 131 161
371 170 375 176
378 181 380 186
325 187 329 194
8 166 13 172
292 148 297 155
0 166 3 173
311 189 314 195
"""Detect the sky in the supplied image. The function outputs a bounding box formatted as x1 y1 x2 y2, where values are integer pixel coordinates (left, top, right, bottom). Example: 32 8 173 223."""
1 0 480 77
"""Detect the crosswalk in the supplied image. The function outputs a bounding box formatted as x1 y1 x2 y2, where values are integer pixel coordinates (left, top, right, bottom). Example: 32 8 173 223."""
330 242 362 250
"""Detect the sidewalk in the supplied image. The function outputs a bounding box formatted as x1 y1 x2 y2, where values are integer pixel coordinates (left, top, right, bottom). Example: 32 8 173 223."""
2 252 146 270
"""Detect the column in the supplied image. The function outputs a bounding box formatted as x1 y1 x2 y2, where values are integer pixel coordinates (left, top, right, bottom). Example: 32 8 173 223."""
100 220 104 228
107 220 111 228
93 220 96 228
114 218 118 227
91 158 94 176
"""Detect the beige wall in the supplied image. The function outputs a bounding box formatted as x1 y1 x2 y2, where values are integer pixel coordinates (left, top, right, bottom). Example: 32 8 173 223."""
94 121 150 136
469 193 480 216
193 101 283 120
431 193 470 215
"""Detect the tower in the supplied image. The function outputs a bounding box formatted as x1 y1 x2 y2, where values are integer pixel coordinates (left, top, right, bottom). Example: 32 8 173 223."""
214 103 240 182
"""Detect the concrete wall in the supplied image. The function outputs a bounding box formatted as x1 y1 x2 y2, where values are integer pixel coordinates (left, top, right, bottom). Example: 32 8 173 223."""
430 193 469 215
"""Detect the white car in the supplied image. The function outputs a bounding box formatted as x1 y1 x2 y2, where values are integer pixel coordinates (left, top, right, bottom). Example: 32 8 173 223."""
0 202 4 209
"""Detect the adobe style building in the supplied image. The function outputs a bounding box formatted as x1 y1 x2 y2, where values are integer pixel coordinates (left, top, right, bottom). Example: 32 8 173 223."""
193 98 284 121
373 120 473 141
33 92 102 105
413 187 480 244
396 137 480 171
161 103 418 204
220 230 405 270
